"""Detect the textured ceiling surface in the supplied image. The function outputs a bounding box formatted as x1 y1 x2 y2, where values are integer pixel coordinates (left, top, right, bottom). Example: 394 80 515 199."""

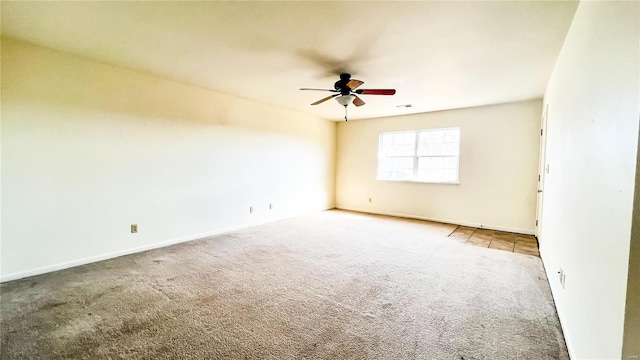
1 1 578 121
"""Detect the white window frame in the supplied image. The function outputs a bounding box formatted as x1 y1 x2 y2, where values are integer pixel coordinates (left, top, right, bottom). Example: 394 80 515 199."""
377 127 461 184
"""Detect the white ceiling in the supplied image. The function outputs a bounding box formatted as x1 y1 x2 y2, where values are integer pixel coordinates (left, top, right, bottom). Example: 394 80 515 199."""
1 1 578 121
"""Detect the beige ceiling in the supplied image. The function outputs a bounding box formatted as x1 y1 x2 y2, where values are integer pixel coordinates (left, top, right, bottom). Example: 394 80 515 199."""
1 1 578 121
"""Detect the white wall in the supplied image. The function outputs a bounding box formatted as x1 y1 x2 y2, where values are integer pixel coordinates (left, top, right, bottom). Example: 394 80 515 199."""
0 39 336 281
540 1 639 358
335 99 541 234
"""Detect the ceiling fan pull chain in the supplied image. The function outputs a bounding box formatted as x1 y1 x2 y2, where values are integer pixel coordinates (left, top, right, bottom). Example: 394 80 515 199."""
344 105 348 121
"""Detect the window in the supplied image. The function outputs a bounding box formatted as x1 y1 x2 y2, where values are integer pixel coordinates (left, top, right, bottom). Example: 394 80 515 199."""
377 127 460 184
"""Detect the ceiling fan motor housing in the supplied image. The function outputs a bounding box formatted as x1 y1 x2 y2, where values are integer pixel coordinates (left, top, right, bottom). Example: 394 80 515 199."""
335 73 353 95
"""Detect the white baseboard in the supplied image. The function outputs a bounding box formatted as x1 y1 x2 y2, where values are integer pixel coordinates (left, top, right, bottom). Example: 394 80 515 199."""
0 208 331 283
335 206 535 235
539 247 576 360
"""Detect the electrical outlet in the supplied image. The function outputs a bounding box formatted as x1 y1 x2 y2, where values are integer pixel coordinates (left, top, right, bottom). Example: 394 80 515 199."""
558 268 564 286
250 206 254 213
131 224 138 233
558 268 566 289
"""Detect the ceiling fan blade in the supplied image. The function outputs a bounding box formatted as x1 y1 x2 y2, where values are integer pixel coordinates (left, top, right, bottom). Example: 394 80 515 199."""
311 94 338 105
300 88 338 92
347 79 364 90
356 89 396 95
353 95 366 107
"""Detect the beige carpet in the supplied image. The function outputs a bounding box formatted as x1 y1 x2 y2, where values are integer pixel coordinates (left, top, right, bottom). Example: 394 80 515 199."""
1 210 568 359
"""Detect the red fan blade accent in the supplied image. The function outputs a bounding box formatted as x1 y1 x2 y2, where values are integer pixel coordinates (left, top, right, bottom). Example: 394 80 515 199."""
353 95 366 107
347 79 364 90
311 94 337 105
358 89 396 95
300 88 338 92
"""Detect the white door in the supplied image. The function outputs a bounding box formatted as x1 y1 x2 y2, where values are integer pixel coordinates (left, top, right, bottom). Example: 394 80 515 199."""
535 105 549 239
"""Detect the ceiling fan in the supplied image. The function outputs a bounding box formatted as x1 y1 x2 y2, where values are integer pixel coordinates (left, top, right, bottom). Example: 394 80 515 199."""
300 73 396 121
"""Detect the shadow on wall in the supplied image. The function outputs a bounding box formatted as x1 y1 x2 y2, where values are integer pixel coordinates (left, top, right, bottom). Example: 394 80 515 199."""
1 38 331 141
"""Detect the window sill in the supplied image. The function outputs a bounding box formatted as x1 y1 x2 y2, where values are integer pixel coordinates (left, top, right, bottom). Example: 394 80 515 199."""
376 178 460 185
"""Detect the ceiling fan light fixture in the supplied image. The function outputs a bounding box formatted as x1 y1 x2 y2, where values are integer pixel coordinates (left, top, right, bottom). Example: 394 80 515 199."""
335 95 355 106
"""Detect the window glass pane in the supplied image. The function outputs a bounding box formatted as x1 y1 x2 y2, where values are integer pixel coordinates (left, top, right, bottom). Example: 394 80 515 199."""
443 156 457 169
417 157 430 180
429 168 443 181
443 143 458 155
418 128 460 156
445 129 459 142
389 168 411 181
419 157 430 169
431 131 444 143
421 131 432 144
378 155 414 180
380 131 415 157
403 144 414 155
417 156 458 183
431 157 443 170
